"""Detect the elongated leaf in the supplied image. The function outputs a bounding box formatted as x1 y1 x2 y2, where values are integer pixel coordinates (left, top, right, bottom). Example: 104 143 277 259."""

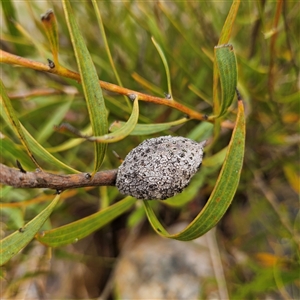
41 9 59 64
109 117 188 136
47 137 86 153
218 0 240 45
151 37 173 98
132 72 164 96
188 84 212 106
36 99 73 144
203 146 227 167
0 134 33 170
0 80 40 168
143 100 245 240
36 196 136 247
215 44 237 117
91 0 130 108
187 122 214 141
20 125 80 173
212 0 240 116
1 0 19 37
62 0 108 173
55 97 138 144
1 0 26 55
89 96 139 143
0 83 79 173
158 2 209 66
0 195 60 266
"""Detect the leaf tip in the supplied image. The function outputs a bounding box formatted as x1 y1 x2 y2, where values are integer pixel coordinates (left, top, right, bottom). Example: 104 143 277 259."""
41 9 55 23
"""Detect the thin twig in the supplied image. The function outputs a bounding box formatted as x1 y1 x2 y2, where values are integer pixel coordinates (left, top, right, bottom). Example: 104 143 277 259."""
0 163 117 190
0 49 208 122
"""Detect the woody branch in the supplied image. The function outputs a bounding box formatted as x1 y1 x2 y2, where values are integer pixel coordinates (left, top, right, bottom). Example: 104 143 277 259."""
0 163 117 191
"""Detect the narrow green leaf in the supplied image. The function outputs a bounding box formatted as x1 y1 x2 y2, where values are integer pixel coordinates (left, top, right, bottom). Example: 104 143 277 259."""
1 0 26 55
46 138 83 153
203 146 227 167
90 0 130 108
0 134 33 170
20 125 80 173
1 0 19 37
1 207 24 229
218 0 241 45
158 2 210 67
41 9 59 65
89 96 139 143
132 72 165 96
0 79 40 168
143 201 169 236
187 122 214 141
47 125 92 153
53 99 138 144
212 0 240 116
188 84 212 106
36 196 136 247
0 195 60 266
215 44 238 117
62 0 108 173
0 83 79 173
143 100 246 240
109 117 188 136
36 99 73 144
151 37 173 98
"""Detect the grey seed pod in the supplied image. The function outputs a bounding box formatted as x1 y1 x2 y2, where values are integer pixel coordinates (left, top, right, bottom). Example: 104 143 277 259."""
116 136 206 200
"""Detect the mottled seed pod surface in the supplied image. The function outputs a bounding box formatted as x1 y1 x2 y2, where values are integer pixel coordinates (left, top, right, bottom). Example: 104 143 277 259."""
116 136 206 200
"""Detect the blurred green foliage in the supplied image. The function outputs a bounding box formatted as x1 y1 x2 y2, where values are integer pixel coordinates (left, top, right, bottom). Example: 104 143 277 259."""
0 1 299 299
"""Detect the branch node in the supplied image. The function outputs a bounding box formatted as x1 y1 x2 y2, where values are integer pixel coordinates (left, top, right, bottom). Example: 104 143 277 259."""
164 92 172 100
85 173 92 180
236 88 242 101
128 94 136 101
47 58 55 69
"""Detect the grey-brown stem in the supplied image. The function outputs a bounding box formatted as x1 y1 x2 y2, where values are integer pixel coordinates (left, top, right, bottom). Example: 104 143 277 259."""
0 163 117 191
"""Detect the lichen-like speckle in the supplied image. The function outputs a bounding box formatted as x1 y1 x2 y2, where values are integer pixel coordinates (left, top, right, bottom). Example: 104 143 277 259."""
116 136 206 200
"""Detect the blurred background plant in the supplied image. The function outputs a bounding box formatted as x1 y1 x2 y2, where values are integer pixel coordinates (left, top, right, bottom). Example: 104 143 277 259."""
0 1 299 299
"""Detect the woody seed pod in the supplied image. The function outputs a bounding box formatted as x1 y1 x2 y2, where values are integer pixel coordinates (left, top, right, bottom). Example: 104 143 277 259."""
116 135 206 200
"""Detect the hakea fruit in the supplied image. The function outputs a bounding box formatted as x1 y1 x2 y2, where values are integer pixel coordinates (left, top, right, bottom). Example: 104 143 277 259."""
116 136 206 200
